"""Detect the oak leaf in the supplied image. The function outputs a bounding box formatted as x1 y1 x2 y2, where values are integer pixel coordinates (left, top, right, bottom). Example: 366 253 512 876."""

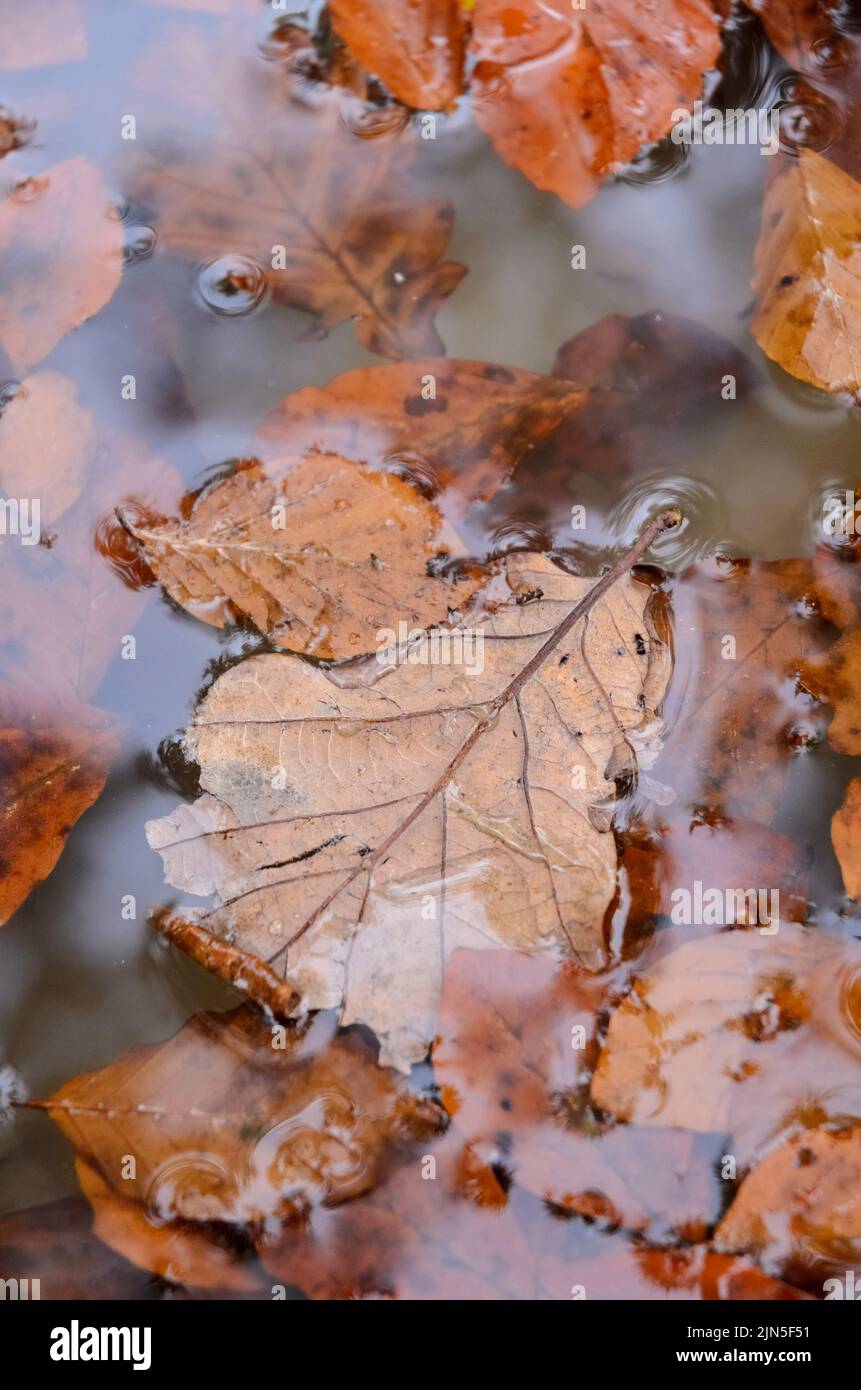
469 0 721 207
751 149 861 396
146 549 671 1072
0 686 120 927
591 923 861 1160
0 156 123 374
328 0 467 110
121 452 489 661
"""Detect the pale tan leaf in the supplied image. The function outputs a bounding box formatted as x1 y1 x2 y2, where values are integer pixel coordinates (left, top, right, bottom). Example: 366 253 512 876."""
147 550 671 1072
0 372 94 525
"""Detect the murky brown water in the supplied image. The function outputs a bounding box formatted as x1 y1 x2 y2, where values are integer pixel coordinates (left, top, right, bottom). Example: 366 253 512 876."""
2 0 861 1296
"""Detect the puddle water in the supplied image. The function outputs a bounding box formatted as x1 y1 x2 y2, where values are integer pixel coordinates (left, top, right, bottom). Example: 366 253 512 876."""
1 0 861 1296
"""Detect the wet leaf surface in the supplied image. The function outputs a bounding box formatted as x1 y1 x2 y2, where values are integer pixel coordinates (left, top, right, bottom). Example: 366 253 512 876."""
328 0 467 111
146 551 671 1071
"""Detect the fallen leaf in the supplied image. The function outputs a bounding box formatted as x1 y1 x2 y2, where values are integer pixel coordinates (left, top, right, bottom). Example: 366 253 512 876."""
591 923 861 1160
434 948 722 1234
146 541 672 1072
0 0 87 69
45 1006 442 1290
716 1124 861 1279
329 0 466 110
831 775 861 898
0 372 94 526
129 22 464 359
0 156 123 374
253 357 588 512
751 148 861 396
0 1197 160 1300
120 452 489 661
469 0 721 206
0 685 120 927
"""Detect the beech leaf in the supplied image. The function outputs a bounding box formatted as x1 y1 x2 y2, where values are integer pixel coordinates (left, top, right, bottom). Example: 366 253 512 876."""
328 0 467 111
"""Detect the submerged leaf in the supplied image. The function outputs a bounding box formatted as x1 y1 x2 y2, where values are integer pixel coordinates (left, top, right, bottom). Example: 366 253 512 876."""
0 156 123 374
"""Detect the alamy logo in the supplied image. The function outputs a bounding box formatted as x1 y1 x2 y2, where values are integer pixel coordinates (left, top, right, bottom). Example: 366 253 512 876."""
0 496 40 545
0 1277 40 1299
50 1321 151 1371
670 881 779 934
824 1271 861 1299
376 620 484 676
670 101 779 156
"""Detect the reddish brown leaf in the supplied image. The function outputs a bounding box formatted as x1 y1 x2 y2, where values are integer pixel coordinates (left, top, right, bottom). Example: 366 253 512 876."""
329 0 467 110
0 686 120 927
469 0 720 206
831 775 861 898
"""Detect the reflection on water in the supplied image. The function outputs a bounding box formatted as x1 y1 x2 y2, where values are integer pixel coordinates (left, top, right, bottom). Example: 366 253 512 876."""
1 0 861 1298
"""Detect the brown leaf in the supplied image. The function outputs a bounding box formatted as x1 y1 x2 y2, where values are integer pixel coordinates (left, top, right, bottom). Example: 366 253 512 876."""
434 948 722 1234
253 357 588 511
45 1006 441 1291
0 371 94 526
831 775 861 898
146 545 672 1072
591 923 861 1160
800 627 861 754
0 1197 159 1300
329 0 467 110
751 149 861 396
716 1125 861 1279
469 0 720 206
0 0 88 69
0 685 120 927
121 452 488 661
0 156 123 374
129 22 464 359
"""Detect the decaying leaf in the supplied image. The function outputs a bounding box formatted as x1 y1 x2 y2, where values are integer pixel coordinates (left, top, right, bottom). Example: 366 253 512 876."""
752 149 861 396
800 626 861 755
716 1125 861 1276
434 948 722 1234
129 22 464 359
45 1006 441 1291
121 452 488 661
0 686 120 927
146 543 672 1072
831 775 861 898
469 0 721 206
0 156 123 374
328 0 466 110
591 924 861 1160
0 371 94 526
0 0 88 70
